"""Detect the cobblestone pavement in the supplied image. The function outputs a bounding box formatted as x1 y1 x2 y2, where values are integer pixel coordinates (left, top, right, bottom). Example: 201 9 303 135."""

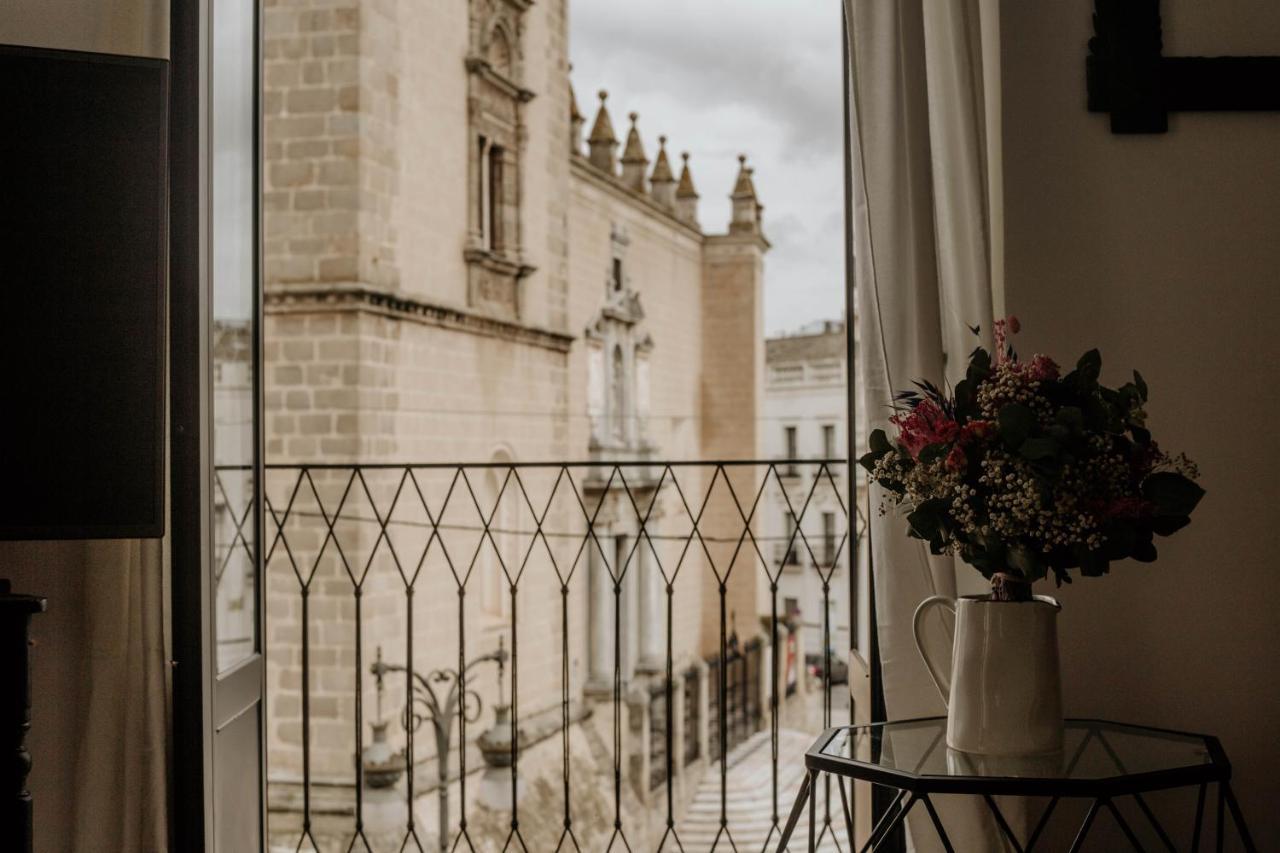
677 688 855 852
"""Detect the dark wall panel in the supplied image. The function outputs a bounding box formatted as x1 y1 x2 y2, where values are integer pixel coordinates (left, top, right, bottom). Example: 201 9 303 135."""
0 46 168 540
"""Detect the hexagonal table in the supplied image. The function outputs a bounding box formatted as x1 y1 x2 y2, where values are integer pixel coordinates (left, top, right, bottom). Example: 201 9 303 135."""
776 718 1256 852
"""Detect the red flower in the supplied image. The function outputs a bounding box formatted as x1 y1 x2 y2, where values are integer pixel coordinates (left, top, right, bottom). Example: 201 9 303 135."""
959 419 996 444
891 400 959 458
945 445 967 472
1106 496 1153 520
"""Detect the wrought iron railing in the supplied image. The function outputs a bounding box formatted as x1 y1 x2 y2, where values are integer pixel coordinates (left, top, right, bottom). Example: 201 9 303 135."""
220 460 865 852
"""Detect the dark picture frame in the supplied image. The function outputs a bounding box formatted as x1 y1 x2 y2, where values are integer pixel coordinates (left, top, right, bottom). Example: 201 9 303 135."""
1086 0 1280 133
0 45 169 540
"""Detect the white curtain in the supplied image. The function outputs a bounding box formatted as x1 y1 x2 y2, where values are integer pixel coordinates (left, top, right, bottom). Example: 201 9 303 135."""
845 0 1005 848
72 538 170 852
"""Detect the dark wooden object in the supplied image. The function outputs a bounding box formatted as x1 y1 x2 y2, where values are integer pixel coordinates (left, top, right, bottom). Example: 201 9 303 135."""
1087 0 1280 133
0 580 46 853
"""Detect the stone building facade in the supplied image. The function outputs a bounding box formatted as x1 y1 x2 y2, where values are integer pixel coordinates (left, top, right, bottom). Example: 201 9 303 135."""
258 0 772 847
762 321 867 658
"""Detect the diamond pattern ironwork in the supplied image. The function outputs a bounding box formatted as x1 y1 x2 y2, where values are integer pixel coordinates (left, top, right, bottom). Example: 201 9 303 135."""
217 460 865 852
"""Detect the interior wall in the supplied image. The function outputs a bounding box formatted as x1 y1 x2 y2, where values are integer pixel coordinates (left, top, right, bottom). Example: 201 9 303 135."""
1001 0 1280 846
0 0 168 58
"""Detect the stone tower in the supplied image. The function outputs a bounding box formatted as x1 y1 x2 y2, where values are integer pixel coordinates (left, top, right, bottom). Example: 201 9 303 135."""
700 154 770 648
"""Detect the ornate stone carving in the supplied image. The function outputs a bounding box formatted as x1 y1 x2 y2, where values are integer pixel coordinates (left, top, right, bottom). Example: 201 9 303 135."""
465 0 535 320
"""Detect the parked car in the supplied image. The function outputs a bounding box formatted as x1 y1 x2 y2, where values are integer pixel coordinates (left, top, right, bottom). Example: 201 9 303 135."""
805 651 849 685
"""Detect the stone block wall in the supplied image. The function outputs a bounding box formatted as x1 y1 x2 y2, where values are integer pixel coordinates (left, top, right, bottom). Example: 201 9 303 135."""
263 0 397 293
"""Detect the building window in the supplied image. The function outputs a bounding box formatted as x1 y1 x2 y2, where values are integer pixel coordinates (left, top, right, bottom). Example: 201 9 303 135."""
611 343 627 442
476 135 488 243
822 511 837 566
822 423 836 459
783 512 799 565
487 143 504 250
612 257 623 292
784 425 798 475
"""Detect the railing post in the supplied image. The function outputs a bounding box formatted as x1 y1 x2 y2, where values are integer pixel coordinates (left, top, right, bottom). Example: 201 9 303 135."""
626 684 649 806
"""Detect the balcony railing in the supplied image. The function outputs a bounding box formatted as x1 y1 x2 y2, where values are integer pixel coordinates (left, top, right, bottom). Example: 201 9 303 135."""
218 459 864 852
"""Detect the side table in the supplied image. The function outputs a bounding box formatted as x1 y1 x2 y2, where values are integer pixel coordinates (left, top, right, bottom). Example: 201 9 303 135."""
777 717 1257 852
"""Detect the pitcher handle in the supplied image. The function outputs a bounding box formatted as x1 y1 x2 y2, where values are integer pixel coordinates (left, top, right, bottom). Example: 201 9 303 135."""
912 595 956 708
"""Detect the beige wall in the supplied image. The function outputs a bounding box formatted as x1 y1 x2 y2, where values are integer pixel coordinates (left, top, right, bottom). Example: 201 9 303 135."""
1002 0 1280 844
0 0 167 58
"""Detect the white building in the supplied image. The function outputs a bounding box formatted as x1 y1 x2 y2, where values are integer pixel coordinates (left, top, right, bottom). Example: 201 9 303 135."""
763 320 865 657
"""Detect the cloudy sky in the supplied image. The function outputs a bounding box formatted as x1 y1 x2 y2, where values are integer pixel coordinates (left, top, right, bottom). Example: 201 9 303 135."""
569 0 846 337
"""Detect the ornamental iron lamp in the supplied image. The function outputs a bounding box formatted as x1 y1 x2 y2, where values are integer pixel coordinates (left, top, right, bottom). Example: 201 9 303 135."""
369 636 509 851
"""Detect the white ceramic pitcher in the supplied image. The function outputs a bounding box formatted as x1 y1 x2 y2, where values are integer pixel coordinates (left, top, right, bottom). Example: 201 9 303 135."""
913 594 1064 756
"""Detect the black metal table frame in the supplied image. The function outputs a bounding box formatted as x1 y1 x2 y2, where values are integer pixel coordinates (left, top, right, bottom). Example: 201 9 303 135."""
776 718 1258 853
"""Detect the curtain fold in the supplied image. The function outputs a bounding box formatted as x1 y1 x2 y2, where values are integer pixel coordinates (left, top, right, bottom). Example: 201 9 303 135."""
845 0 1002 848
72 538 169 852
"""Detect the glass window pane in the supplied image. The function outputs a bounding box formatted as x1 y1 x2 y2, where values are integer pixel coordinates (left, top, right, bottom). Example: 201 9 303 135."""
212 0 258 675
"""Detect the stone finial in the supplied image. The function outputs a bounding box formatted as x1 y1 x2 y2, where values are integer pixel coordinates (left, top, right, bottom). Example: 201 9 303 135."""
731 154 757 199
675 151 699 227
649 135 677 209
588 90 619 174
730 153 763 234
569 70 585 156
620 112 649 193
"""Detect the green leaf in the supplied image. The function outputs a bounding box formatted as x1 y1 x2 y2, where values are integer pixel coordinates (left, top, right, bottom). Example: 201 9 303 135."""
1142 472 1206 517
1076 348 1102 381
967 348 992 384
1055 406 1084 433
998 403 1035 449
869 429 892 454
1133 369 1148 401
954 379 975 419
1150 514 1191 537
918 442 950 464
1077 546 1111 577
1019 437 1060 461
1132 538 1158 562
906 498 950 543
1007 543 1046 582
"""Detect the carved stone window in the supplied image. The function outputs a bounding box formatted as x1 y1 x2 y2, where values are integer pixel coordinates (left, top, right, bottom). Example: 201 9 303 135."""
586 224 654 453
465 0 535 319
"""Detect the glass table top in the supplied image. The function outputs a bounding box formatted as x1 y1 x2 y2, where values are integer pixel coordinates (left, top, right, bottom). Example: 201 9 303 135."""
816 718 1218 783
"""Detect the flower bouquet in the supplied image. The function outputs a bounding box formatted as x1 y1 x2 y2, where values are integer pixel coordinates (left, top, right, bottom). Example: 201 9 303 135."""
859 318 1205 601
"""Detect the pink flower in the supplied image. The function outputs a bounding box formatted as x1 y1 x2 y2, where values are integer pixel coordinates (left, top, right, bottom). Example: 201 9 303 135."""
891 399 959 458
1025 354 1060 382
945 445 967 472
993 315 1021 364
